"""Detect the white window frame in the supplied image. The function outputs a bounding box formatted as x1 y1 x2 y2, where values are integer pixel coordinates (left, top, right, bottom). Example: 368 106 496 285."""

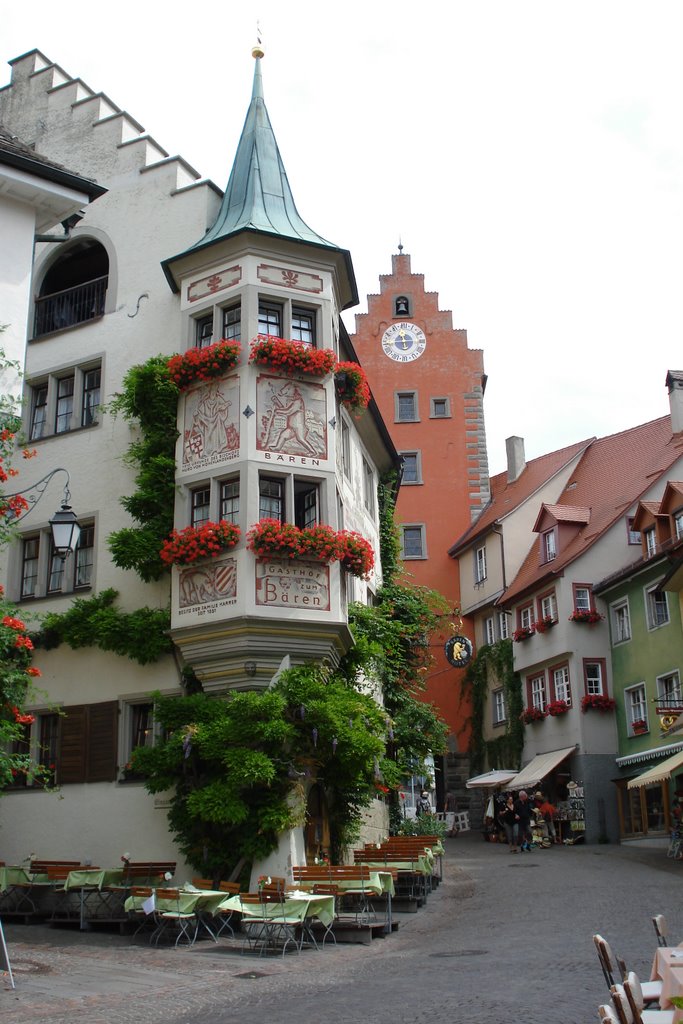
644 527 657 557
625 683 648 735
498 611 509 640
362 457 375 516
574 586 591 612
611 599 631 644
543 529 557 562
18 523 96 601
493 689 506 724
656 670 682 710
530 674 547 712
475 545 487 583
645 583 669 631
627 517 641 545
584 661 605 696
119 700 164 779
484 617 495 645
520 605 534 630
540 593 557 621
675 510 683 541
552 665 571 705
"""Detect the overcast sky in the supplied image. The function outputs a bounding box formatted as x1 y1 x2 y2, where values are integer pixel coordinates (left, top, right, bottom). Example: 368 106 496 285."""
4 1 682 476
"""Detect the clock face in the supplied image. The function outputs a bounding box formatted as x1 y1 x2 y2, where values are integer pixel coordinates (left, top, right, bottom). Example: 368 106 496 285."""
381 322 427 362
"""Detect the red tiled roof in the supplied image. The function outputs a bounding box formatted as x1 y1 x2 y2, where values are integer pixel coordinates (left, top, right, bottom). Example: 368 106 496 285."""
534 504 591 529
448 438 592 555
502 416 683 604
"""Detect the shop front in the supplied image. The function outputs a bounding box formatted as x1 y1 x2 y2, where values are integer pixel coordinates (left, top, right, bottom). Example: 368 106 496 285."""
616 743 683 844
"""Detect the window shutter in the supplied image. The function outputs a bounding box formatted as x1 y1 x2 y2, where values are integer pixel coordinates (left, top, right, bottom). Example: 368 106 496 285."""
58 705 87 783
87 701 118 782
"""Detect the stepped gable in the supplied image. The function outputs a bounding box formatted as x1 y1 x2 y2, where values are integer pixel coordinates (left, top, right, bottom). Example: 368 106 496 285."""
503 415 683 603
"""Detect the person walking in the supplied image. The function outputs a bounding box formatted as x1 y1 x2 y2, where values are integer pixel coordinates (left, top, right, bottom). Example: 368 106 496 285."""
500 793 520 853
514 790 535 851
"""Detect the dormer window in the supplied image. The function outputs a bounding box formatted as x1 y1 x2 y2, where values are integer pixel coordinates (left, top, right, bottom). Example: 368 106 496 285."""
543 529 557 562
644 527 656 558
674 510 683 541
395 295 410 316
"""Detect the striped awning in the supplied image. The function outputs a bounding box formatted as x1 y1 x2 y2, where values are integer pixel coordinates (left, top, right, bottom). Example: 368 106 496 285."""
627 748 683 789
466 770 517 789
506 747 575 790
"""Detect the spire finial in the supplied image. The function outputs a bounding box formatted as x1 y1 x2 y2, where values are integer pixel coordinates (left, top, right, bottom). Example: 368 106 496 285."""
397 237 404 254
252 21 265 59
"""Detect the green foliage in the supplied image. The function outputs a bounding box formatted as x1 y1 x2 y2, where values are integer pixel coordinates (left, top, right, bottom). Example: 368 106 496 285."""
35 589 172 665
464 639 523 776
377 473 401 585
393 812 447 841
131 666 389 877
107 356 179 581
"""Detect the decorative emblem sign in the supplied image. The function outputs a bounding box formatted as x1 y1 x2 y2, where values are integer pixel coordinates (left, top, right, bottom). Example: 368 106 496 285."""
444 635 473 668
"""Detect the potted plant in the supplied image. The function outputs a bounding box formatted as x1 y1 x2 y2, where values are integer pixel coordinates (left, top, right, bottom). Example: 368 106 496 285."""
631 718 648 735
167 339 241 390
546 699 570 717
246 521 375 579
520 706 546 724
249 335 337 376
334 361 371 412
534 616 555 634
580 694 617 713
160 520 241 566
568 609 604 625
513 625 535 643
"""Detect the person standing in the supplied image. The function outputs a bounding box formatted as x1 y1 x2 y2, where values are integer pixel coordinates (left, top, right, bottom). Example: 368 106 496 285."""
500 794 520 853
514 790 534 851
416 790 432 817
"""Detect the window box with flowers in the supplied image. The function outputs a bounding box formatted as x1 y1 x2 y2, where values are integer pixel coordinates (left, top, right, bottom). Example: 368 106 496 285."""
334 362 371 412
580 694 616 713
246 520 375 580
534 616 556 634
631 719 648 735
513 625 535 643
546 699 570 717
249 336 337 377
167 339 241 390
520 706 546 724
160 521 241 566
568 609 604 625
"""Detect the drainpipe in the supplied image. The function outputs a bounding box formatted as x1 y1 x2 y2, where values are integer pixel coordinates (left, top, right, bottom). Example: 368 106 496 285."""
34 211 83 244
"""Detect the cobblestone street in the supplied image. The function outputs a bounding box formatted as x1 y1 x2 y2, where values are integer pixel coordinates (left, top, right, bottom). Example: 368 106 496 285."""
3 833 682 1024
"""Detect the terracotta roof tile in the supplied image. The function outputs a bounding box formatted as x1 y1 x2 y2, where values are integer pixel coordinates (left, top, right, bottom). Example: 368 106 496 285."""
537 504 591 526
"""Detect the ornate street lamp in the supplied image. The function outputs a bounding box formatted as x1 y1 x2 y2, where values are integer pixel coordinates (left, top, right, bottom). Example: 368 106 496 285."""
5 468 81 560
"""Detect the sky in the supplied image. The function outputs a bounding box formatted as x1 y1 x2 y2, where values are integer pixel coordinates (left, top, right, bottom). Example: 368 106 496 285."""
3 1 682 476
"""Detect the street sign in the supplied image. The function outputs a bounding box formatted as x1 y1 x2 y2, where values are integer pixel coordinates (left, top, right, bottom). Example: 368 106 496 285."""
444 635 473 668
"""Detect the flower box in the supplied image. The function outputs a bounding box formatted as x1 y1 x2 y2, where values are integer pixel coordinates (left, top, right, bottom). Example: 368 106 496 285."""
534 616 555 634
334 362 371 412
546 699 570 717
631 719 648 735
246 520 375 579
513 626 535 643
520 706 546 724
167 339 241 390
249 336 337 377
580 694 616 713
160 520 241 566
568 609 604 625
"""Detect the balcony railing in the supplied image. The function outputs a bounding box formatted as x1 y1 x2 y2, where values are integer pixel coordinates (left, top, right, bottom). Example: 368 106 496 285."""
34 276 108 338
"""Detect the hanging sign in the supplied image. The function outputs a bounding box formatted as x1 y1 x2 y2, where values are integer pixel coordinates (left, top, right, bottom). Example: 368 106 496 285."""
444 635 473 668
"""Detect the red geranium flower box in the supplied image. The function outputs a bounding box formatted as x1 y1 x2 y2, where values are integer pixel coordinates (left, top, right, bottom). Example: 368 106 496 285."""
160 520 241 566
167 339 241 390
249 336 337 377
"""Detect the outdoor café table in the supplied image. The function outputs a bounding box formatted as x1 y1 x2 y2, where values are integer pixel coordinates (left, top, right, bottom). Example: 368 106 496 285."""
651 947 683 1022
62 868 126 930
219 891 336 950
297 871 395 933
0 865 56 916
361 857 431 904
124 888 227 942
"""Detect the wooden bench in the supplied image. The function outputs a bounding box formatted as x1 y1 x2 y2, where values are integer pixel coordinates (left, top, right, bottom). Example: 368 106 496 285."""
121 862 177 886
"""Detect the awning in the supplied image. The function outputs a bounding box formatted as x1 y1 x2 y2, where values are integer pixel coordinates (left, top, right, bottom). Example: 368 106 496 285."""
506 747 575 790
627 748 683 789
466 770 517 789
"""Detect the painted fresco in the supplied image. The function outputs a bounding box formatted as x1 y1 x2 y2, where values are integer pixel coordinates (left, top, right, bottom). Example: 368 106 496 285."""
182 378 240 470
177 558 237 616
255 559 330 611
256 375 327 460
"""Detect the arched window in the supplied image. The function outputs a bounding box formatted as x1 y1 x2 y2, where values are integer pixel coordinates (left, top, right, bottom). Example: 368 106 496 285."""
394 295 410 316
34 239 109 337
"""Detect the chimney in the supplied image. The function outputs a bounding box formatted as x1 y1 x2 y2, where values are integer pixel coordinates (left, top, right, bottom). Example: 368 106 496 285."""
666 370 683 434
506 436 526 483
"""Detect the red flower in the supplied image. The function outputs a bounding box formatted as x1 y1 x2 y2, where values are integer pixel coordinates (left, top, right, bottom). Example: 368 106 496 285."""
249 336 337 376
2 615 27 631
334 362 371 412
246 521 375 579
160 520 241 566
167 339 241 390
14 636 33 650
25 667 42 677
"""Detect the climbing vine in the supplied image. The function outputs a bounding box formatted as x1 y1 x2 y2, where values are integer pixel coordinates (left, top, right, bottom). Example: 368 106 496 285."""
464 638 523 776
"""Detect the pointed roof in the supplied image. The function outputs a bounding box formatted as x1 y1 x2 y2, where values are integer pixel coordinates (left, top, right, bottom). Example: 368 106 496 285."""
162 55 357 305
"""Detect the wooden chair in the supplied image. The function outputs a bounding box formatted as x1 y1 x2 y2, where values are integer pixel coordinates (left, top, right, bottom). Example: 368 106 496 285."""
594 936 662 1005
652 915 670 947
239 892 301 957
623 973 673 1024
213 881 241 938
191 878 217 891
151 888 198 948
128 885 155 938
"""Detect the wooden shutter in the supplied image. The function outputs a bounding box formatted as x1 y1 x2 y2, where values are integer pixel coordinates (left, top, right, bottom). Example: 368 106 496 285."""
58 702 118 784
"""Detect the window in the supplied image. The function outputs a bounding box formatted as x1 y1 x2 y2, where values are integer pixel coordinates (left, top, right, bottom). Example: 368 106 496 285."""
21 537 40 598
498 612 509 640
8 721 31 787
258 300 282 338
485 617 495 645
430 397 450 418
584 660 606 696
540 593 557 621
573 585 592 612
30 385 48 440
55 376 74 433
401 525 425 559
493 689 506 724
260 478 284 522
58 702 118 784
294 480 319 529
657 671 682 712
33 240 108 338
38 713 59 780
292 307 316 347
552 664 571 705
543 529 557 562
220 479 239 524
400 451 422 485
222 303 241 342
27 362 102 440
627 517 641 545
341 420 351 479
474 546 487 583
520 604 534 630
190 487 211 527
646 584 669 630
611 600 631 644
74 525 94 589
195 314 214 348
395 392 418 422
395 295 410 316
47 540 65 594
625 684 648 735
362 459 375 515
675 510 683 541
529 674 547 712
644 527 656 558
